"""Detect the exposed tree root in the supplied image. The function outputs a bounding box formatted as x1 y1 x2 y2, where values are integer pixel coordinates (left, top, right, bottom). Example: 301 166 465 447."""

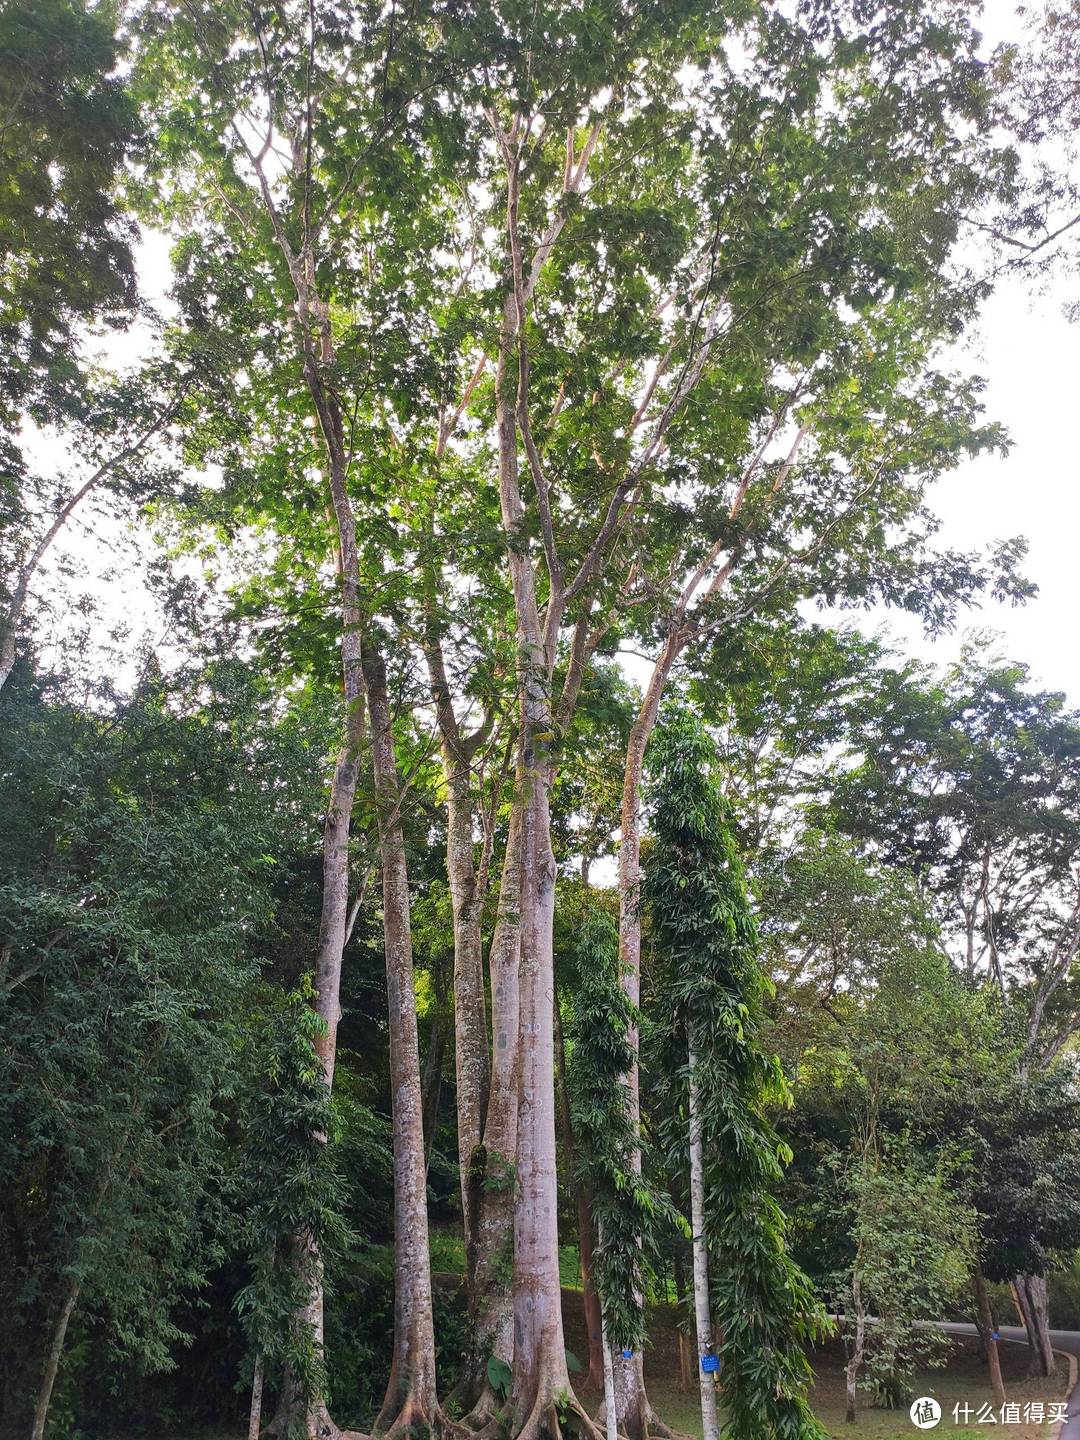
459 1382 506 1432
311 1403 344 1440
258 1400 345 1440
355 1398 474 1440
636 1396 693 1440
593 1394 693 1440
475 1389 605 1440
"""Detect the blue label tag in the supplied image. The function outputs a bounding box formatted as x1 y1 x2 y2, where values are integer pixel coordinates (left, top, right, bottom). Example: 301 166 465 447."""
992 1331 1000 1340
701 1354 719 1374
622 1349 633 1359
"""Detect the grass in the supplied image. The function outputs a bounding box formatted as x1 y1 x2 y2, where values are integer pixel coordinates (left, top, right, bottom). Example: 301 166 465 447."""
102 1292 1070 1440
628 1336 1067 1440
560 1296 1068 1440
428 1228 586 1291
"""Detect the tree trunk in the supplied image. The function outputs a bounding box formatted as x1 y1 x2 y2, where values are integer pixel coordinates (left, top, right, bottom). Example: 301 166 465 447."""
458 793 523 1423
601 1310 618 1440
262 250 368 1440
973 1267 1006 1407
609 643 683 1440
424 614 492 1247
677 1331 693 1394
492 284 593 1435
362 642 441 1436
577 1191 605 1391
421 1011 448 1173
687 1032 719 1440
845 1279 866 1424
509 745 574 1433
276 636 364 1440
554 977 605 1392
248 1356 265 1440
446 761 491 1237
594 1220 618 1440
29 1277 80 1440
1015 1273 1056 1379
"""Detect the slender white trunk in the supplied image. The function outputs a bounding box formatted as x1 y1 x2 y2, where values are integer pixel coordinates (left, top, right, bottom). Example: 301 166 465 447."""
845 1278 867 1423
602 1321 619 1440
248 1355 265 1440
30 1277 80 1440
688 1032 719 1440
598 1218 619 1440
492 268 580 1425
611 642 681 1440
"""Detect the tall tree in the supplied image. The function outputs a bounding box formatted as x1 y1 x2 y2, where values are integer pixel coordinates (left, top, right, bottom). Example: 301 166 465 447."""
646 707 825 1440
824 641 1080 1373
566 909 659 1375
831 640 1080 1070
131 4 463 1429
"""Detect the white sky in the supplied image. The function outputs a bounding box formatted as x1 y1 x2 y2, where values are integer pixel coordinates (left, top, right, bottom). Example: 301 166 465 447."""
27 0 1078 707
818 281 1080 700
832 0 1079 700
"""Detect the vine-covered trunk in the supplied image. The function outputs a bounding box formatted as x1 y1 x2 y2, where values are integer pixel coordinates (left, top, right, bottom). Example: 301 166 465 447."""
363 644 440 1435
274 513 365 1440
459 794 523 1422
844 1276 867 1424
687 1034 719 1440
301 712 364 1387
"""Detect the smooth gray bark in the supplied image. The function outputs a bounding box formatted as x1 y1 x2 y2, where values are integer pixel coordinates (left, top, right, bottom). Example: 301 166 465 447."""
459 792 523 1422
363 643 441 1435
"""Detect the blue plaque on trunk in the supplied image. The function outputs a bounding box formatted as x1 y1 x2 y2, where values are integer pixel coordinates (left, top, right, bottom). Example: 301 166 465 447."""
701 1354 719 1374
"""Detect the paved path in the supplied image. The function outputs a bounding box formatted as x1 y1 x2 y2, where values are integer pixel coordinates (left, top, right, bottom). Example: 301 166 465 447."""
936 1323 1080 1439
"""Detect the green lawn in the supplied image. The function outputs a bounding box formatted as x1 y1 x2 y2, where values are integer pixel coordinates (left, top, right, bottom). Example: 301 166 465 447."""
101 1304 1069 1440
632 1337 1066 1440
558 1292 1068 1440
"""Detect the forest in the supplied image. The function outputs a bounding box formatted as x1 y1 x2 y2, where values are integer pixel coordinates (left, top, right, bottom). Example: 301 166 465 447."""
2 0 1080 1438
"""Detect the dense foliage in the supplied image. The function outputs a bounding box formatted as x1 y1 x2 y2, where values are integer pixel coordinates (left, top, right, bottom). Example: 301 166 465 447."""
646 709 826 1440
1 0 1079 1437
